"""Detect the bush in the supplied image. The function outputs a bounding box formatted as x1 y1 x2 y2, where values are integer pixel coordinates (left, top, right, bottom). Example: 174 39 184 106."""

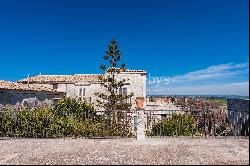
6 107 63 138
0 109 13 137
146 113 201 137
54 98 101 122
0 98 133 138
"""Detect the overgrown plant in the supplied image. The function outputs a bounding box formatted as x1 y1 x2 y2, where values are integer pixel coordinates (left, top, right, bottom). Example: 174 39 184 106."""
54 98 101 122
0 98 133 138
146 113 201 137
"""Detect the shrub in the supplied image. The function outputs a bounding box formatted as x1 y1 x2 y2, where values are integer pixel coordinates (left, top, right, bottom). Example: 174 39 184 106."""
0 109 13 137
13 107 62 138
54 98 101 122
147 113 200 137
0 98 133 138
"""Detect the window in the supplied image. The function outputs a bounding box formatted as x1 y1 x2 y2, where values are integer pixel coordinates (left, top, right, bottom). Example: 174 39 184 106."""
119 87 128 103
53 84 58 90
134 116 138 131
79 88 82 97
79 87 86 98
123 88 127 96
161 114 167 120
106 75 111 82
119 87 127 96
83 88 85 96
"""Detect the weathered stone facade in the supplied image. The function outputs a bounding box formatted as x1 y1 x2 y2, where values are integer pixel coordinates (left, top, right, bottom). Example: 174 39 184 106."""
0 90 64 107
18 70 147 110
0 80 65 108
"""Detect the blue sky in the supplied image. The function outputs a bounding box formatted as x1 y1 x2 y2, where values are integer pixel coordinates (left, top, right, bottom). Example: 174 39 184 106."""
0 0 249 96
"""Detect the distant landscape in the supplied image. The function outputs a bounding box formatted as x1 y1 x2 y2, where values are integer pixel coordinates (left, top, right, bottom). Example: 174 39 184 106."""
147 95 249 100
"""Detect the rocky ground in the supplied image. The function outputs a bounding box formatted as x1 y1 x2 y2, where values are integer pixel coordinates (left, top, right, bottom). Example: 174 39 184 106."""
0 137 248 165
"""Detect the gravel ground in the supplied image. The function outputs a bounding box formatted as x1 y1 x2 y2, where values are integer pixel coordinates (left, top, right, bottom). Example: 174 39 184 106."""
0 137 248 165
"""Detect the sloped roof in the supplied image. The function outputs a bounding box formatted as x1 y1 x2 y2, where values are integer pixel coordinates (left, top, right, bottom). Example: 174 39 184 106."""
17 69 146 84
0 80 60 93
18 74 103 84
105 68 147 74
122 69 146 73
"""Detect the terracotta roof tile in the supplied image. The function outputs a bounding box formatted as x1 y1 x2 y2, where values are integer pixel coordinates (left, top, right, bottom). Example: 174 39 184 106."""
17 69 146 84
0 80 60 93
18 74 103 84
123 69 147 73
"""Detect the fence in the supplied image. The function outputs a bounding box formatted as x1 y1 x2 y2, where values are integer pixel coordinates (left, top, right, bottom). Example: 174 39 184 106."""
144 109 249 138
0 109 136 139
0 108 249 139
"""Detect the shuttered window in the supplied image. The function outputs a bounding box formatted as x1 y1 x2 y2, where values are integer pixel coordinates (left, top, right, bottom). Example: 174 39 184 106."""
119 87 128 103
79 87 86 97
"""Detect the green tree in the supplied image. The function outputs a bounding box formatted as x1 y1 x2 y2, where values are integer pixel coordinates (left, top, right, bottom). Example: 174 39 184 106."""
95 38 134 110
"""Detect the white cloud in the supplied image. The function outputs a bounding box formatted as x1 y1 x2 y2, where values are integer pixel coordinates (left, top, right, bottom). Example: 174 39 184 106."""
147 62 249 96
170 63 249 83
148 82 249 96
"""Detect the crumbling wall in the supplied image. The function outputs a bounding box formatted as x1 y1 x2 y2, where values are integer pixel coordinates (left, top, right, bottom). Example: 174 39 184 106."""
0 90 65 108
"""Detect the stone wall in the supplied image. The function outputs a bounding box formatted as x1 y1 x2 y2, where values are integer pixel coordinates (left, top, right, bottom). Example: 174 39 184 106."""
75 74 146 110
115 72 147 109
0 90 65 108
227 98 249 113
227 98 249 136
25 72 147 110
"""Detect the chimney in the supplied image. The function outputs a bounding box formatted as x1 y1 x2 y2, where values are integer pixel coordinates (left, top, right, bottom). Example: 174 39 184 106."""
136 97 144 110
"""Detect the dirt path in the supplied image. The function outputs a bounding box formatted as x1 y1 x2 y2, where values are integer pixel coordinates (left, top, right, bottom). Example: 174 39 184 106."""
0 138 248 165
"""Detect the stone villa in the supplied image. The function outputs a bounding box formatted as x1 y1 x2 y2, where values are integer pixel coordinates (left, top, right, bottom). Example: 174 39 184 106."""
17 69 147 110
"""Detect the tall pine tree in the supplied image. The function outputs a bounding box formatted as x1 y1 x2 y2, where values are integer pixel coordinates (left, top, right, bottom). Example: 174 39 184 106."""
95 39 134 111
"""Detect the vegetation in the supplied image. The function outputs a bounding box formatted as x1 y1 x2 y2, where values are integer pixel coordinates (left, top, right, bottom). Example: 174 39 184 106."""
145 113 201 137
54 98 101 122
0 98 133 138
207 98 227 106
95 38 134 110
0 39 136 139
